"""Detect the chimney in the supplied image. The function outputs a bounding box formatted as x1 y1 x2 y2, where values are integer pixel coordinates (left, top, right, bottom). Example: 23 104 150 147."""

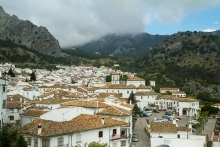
101 118 105 125
38 124 42 134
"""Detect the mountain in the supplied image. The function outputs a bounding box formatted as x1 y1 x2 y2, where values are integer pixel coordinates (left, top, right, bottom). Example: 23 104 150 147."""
136 30 220 96
0 6 63 56
76 33 169 57
0 39 71 67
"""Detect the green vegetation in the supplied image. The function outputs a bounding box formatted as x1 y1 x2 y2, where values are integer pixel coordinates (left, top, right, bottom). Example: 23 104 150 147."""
127 91 136 104
0 124 27 147
201 105 219 115
105 75 111 82
30 71 36 81
73 141 108 147
8 67 15 77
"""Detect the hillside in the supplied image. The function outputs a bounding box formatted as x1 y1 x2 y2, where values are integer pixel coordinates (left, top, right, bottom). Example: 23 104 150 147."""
0 39 71 69
76 33 169 57
0 6 63 56
136 30 220 96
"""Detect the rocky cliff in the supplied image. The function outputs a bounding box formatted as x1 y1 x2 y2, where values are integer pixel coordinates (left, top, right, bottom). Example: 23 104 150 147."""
0 6 62 56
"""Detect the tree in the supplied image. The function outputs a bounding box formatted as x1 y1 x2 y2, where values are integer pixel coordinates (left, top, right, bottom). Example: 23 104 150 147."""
196 92 211 101
88 141 108 147
105 75 111 82
30 71 36 81
14 134 27 147
127 91 136 104
201 105 219 115
8 67 15 77
73 141 108 147
119 75 128 81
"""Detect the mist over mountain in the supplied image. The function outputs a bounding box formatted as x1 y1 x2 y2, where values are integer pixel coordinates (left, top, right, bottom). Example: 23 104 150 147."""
76 33 169 57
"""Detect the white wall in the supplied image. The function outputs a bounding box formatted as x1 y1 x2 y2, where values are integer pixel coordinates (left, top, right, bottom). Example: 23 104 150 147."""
136 95 157 109
24 125 129 147
0 78 8 126
21 115 39 127
40 107 96 122
151 137 206 147
126 81 145 87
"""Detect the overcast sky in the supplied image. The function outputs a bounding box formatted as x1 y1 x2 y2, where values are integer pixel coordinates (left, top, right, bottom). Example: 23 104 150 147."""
1 0 220 47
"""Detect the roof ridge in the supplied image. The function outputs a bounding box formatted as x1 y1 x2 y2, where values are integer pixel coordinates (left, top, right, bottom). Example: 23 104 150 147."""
110 105 130 115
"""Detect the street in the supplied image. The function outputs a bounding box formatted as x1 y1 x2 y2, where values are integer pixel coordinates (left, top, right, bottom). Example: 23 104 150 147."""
131 111 192 147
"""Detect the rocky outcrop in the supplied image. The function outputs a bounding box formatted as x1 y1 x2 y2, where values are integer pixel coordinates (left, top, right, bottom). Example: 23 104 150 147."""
0 6 62 56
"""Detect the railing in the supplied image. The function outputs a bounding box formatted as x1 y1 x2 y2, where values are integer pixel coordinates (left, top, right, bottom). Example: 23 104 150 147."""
110 134 130 140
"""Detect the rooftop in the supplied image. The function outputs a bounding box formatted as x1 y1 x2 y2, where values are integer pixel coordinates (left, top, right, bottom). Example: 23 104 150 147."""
20 114 126 137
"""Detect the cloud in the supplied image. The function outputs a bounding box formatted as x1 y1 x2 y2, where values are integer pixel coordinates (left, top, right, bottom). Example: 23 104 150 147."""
214 21 219 25
201 28 216 32
1 0 220 47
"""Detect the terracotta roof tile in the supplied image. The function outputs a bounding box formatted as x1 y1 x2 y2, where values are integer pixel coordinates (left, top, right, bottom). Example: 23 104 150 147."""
127 77 145 81
97 106 132 116
135 91 158 96
158 95 198 102
102 84 136 89
31 98 75 104
177 126 190 131
61 100 109 108
20 114 127 137
21 109 48 117
150 122 177 133
137 84 152 89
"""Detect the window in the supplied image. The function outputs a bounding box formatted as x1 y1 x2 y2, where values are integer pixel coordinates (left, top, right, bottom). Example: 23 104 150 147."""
3 85 6 92
42 139 50 147
57 137 64 146
141 96 143 99
121 141 126 146
127 91 129 94
113 129 117 136
9 116 14 121
3 100 6 109
27 137 31 145
76 134 81 143
113 143 117 147
34 138 38 147
99 131 103 138
177 134 180 138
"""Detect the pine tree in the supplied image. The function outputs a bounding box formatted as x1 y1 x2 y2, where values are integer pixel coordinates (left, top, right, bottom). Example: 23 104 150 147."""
30 71 36 81
127 91 136 104
8 67 15 77
15 135 27 147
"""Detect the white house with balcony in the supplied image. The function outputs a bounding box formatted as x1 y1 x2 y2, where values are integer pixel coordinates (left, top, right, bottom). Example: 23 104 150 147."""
97 105 133 145
157 95 200 116
20 114 128 147
135 91 159 109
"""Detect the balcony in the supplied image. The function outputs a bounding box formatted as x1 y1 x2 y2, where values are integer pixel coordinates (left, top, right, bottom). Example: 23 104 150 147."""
110 134 130 141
